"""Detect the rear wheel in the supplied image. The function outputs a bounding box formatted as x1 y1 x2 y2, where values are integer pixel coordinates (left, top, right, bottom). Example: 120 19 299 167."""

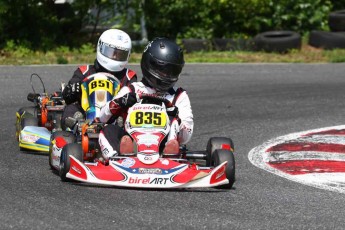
49 131 76 170
21 117 39 129
16 106 38 140
212 149 235 189
206 137 234 166
253 31 301 53
59 143 83 181
18 106 38 117
329 10 345 32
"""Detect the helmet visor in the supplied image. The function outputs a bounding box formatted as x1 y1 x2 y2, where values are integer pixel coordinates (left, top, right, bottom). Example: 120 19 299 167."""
147 55 184 81
100 43 130 61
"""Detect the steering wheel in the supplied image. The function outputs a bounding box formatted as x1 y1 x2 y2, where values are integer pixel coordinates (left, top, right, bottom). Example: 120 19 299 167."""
139 93 174 108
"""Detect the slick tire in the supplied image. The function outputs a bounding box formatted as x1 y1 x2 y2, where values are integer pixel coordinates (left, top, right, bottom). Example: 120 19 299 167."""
21 117 39 130
329 10 345 32
253 31 301 53
49 131 76 170
53 113 63 131
18 106 38 118
212 38 252 51
59 143 83 182
212 149 235 189
16 106 37 140
308 30 345 50
206 137 234 167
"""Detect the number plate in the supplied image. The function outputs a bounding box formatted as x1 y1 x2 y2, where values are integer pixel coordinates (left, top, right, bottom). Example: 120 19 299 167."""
129 111 167 128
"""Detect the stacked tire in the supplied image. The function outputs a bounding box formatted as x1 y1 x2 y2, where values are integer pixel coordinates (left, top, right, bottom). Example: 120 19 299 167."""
252 31 302 53
181 39 209 53
309 10 345 50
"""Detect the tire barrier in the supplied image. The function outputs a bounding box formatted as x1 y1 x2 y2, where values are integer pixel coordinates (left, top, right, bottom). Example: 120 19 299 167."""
184 9 345 53
308 31 345 50
212 38 253 51
181 39 209 53
252 31 301 53
329 10 345 32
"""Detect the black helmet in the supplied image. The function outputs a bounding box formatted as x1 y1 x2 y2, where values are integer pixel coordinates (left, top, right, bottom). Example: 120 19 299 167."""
141 38 184 92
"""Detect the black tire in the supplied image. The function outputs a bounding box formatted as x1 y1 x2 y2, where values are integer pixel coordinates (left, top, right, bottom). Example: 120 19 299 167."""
308 30 345 50
59 143 83 182
181 39 210 53
49 131 76 170
16 106 37 140
253 31 301 53
212 38 252 51
52 113 63 130
212 38 237 51
212 149 235 189
329 10 345 32
206 137 234 166
21 117 39 130
17 106 38 118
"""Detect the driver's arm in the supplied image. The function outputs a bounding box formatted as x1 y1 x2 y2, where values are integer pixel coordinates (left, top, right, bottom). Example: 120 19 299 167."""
99 86 130 123
62 68 85 104
175 91 194 144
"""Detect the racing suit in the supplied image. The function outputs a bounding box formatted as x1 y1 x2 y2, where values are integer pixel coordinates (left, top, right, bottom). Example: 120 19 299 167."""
61 59 137 128
98 81 194 158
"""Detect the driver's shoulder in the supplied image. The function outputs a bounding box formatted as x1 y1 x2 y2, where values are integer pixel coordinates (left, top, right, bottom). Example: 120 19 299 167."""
78 64 96 76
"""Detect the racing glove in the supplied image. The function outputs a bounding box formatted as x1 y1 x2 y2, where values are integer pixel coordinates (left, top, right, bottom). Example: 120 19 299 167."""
109 92 139 115
62 82 81 104
167 106 179 117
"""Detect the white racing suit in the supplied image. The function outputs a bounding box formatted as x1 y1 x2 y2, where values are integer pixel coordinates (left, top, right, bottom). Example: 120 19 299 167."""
98 82 194 159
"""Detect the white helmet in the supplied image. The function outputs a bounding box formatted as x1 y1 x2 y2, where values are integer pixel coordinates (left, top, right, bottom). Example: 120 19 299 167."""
96 29 132 72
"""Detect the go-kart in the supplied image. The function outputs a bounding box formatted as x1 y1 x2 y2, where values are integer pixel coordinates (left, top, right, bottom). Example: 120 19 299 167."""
49 72 121 170
56 93 236 189
16 74 65 152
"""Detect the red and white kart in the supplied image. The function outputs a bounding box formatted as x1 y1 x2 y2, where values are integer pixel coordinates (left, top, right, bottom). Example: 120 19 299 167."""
59 94 236 189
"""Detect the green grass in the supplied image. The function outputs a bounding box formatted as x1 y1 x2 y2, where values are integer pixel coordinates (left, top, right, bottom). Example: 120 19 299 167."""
1 43 345 65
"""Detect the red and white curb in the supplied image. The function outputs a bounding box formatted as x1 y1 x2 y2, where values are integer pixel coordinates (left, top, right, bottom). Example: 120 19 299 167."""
248 125 345 193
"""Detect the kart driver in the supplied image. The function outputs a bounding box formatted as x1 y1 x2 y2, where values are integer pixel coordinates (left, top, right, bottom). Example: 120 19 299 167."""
61 29 137 129
98 37 194 161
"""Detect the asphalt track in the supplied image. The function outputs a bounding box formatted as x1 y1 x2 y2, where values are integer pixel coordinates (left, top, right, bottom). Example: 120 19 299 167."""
2 63 345 229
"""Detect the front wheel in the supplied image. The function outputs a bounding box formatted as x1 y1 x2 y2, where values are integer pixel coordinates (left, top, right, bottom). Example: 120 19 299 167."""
49 131 76 170
212 149 235 189
21 117 39 129
59 143 83 182
206 137 234 166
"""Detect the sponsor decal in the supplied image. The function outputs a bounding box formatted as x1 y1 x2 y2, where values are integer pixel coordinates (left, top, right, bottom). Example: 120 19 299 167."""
53 145 61 153
138 168 162 174
144 156 153 161
131 105 164 111
102 148 109 156
22 134 40 143
71 166 82 175
143 40 153 52
128 176 169 185
215 170 225 180
52 154 60 161
100 41 129 51
136 134 159 145
121 158 135 168
160 159 169 165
